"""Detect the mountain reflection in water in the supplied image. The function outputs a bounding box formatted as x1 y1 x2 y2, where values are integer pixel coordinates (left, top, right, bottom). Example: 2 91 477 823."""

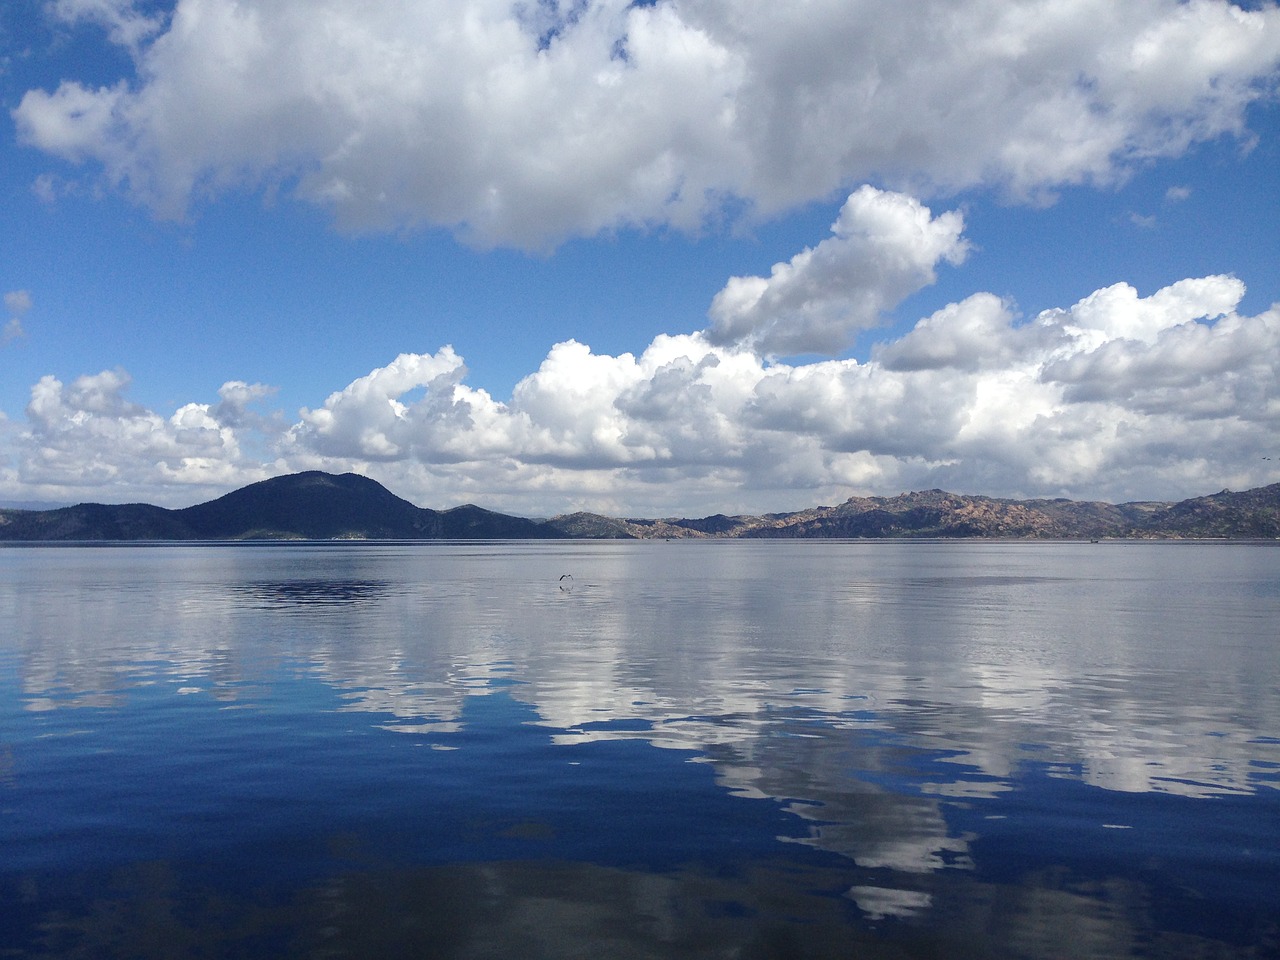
237 577 394 607
1 540 1277 958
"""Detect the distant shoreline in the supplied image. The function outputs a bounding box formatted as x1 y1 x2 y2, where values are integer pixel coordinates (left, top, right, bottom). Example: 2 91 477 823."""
3 471 1279 542
5 537 1280 548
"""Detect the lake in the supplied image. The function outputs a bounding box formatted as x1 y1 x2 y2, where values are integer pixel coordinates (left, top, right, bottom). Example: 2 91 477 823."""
1 540 1277 958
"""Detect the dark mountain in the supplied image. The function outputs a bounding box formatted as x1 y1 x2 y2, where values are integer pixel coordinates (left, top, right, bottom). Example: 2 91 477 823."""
436 503 552 539
0 502 194 541
2 472 1279 541
0 471 553 541
177 471 435 539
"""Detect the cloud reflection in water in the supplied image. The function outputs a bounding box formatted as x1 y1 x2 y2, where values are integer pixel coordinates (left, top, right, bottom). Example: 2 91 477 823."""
2 541 1278 956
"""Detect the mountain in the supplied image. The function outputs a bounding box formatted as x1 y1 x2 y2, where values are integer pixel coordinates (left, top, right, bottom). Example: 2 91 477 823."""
544 485 1280 540
738 490 1135 539
0 501 194 541
177 471 435 539
1135 485 1280 539
2 472 1279 541
0 471 553 541
539 512 639 539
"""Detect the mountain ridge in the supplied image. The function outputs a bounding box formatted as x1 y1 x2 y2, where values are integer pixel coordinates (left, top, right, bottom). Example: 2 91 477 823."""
1 471 1278 541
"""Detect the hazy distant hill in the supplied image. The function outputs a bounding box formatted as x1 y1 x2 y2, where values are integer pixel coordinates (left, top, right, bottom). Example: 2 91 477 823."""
2 471 1278 541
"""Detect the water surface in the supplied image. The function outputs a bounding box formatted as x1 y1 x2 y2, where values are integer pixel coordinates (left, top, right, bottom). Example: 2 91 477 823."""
2 541 1277 957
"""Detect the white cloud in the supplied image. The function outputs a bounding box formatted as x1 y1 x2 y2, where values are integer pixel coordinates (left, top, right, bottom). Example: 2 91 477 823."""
1044 275 1243 346
1040 278 1279 419
3 289 32 345
31 174 61 204
705 187 968 356
48 0 167 53
292 348 479 461
211 380 279 428
14 369 275 500
7 266 1277 513
13 0 1280 247
4 290 32 315
874 294 1034 373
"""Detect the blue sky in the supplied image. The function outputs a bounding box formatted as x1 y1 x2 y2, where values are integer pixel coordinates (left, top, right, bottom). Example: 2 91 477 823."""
2 0 1279 515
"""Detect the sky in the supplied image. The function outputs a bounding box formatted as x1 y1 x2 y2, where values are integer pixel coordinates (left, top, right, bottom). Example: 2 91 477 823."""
1 0 1279 517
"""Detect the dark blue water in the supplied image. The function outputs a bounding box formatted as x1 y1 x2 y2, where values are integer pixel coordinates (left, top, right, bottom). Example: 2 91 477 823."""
1 541 1277 958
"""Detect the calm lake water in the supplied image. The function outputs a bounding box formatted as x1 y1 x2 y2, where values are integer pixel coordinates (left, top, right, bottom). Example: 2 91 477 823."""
1 540 1278 958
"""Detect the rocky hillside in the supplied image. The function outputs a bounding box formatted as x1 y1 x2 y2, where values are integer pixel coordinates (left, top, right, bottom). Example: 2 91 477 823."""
543 485 1280 540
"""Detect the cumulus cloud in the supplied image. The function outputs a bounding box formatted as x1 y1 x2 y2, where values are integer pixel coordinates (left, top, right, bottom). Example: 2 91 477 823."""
7 265 1276 513
211 380 280 429
1043 275 1243 346
705 187 968 356
12 0 1280 247
16 368 274 500
874 294 1032 373
293 349 477 461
